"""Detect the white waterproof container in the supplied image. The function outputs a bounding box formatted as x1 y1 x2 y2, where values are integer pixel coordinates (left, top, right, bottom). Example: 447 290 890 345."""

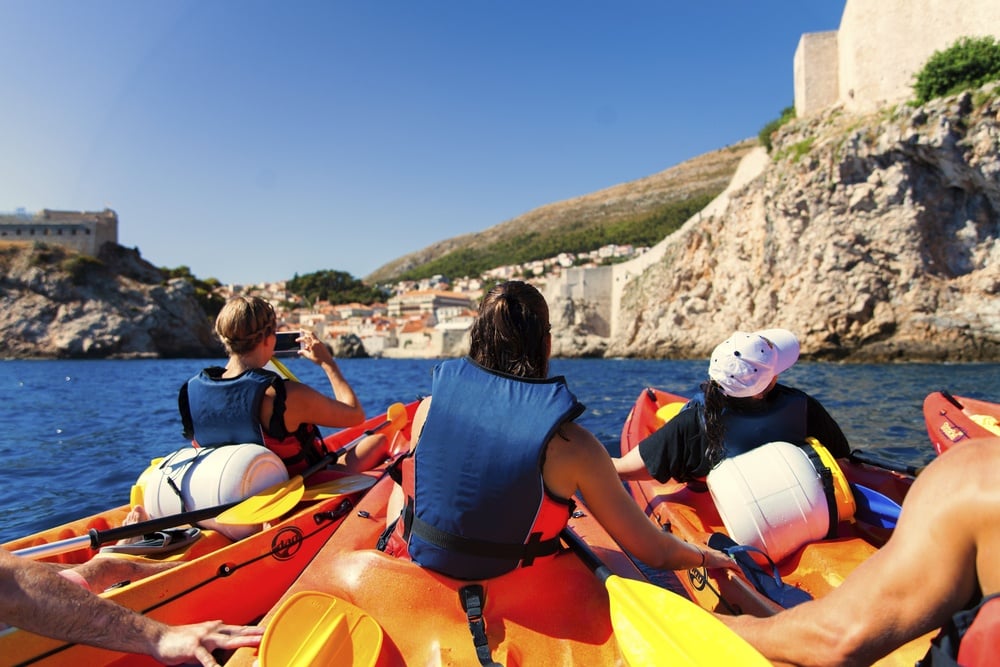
135 444 288 540
707 441 829 562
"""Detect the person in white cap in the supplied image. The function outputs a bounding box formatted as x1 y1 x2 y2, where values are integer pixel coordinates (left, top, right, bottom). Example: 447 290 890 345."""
614 328 849 483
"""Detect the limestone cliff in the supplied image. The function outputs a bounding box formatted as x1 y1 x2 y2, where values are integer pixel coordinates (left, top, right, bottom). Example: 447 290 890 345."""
0 242 221 359
606 84 1000 362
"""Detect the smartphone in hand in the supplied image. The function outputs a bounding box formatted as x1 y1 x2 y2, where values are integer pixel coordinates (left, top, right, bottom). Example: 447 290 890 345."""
273 331 302 357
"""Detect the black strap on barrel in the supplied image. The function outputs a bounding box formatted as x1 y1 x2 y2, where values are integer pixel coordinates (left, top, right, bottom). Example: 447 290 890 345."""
459 585 503 667
804 445 839 539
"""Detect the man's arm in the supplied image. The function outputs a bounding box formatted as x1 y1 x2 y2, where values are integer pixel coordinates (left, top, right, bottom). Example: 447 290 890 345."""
0 550 261 666
719 440 989 666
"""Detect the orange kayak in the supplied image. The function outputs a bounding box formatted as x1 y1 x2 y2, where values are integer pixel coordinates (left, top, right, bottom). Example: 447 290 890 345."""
923 390 1000 454
226 463 701 666
0 401 420 667
619 387 933 666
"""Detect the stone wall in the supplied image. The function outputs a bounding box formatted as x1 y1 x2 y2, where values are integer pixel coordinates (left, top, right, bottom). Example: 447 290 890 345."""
795 0 1000 116
0 209 118 257
794 31 839 115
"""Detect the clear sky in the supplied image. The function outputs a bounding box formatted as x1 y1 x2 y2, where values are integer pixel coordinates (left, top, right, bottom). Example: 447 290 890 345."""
0 1 845 286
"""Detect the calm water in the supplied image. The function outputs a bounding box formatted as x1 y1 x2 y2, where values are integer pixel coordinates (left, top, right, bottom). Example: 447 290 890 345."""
1 357 997 543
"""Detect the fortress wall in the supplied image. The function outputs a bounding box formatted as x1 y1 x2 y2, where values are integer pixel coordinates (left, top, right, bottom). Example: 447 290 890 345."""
794 31 839 116
837 0 1000 113
0 209 118 256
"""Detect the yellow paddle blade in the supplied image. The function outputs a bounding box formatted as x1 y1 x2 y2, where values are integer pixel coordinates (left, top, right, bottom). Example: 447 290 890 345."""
214 475 306 526
605 574 771 666
261 591 384 667
386 401 408 431
300 474 377 501
268 356 300 382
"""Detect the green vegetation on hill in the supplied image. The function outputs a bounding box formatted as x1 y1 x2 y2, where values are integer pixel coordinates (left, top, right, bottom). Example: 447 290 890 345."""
163 266 226 320
759 106 796 153
396 191 720 282
913 36 1000 105
287 270 388 306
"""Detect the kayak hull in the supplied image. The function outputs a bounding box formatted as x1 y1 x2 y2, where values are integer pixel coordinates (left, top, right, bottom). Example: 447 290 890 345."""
620 387 932 665
923 391 1000 454
226 470 675 666
0 402 420 667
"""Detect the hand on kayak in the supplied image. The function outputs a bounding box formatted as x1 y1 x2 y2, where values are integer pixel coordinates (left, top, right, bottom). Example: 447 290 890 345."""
152 620 263 666
702 548 740 572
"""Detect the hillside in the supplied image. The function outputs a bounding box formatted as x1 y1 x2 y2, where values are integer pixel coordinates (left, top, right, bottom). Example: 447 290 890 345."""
0 242 221 359
365 139 757 283
607 84 1000 362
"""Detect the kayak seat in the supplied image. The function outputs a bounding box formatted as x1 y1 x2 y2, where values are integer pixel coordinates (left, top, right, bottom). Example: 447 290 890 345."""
309 548 618 666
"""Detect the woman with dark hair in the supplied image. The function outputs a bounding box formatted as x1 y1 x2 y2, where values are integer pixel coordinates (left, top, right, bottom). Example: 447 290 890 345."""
613 329 850 484
382 281 736 580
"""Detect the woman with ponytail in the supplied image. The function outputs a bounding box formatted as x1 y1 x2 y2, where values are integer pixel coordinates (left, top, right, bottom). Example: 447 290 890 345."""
614 329 849 484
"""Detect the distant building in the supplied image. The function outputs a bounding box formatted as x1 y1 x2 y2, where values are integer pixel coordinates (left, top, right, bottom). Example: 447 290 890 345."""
386 289 476 321
0 208 118 256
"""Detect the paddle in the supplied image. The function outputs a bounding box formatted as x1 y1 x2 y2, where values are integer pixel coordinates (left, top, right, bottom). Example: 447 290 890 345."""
561 528 771 666
12 476 376 561
259 591 384 667
268 355 300 382
215 402 409 526
850 449 925 477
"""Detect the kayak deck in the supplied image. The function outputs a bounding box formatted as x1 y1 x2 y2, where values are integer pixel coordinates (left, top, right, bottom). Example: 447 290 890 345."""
1 402 420 667
923 390 1000 454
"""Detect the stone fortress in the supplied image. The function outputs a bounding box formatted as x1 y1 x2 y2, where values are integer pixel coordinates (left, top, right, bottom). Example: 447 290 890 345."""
0 208 118 257
545 0 1000 353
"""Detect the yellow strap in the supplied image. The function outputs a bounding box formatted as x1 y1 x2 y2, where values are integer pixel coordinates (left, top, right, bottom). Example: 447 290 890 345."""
806 437 856 522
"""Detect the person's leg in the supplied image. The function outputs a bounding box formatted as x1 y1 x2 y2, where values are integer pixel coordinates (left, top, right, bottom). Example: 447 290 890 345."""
47 506 178 592
339 433 390 473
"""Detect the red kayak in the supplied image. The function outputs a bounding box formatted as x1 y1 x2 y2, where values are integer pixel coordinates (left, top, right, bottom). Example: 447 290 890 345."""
923 390 1000 454
619 387 934 665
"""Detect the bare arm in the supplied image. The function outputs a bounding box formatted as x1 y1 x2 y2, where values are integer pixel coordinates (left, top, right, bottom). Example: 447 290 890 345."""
545 423 735 571
720 440 996 666
0 550 262 666
282 331 365 430
612 445 653 481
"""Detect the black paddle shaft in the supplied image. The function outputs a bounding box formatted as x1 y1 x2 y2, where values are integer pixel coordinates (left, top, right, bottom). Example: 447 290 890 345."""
849 449 923 477
87 500 243 547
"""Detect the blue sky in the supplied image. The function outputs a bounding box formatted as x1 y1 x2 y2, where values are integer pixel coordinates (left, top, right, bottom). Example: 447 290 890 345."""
0 1 844 286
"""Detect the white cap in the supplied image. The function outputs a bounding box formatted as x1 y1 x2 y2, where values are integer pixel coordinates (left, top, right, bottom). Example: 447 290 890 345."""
708 329 800 398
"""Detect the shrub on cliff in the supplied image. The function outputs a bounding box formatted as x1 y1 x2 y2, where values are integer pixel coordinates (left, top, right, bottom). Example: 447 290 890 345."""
759 106 795 153
913 36 1000 105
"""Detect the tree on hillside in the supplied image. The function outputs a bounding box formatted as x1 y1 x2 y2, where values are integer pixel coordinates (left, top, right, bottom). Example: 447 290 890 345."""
287 270 387 306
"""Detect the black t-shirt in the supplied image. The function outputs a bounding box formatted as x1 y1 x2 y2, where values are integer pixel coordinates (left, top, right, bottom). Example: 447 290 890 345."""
637 384 851 483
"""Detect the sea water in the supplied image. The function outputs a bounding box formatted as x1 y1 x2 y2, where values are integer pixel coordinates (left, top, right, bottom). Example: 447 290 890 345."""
1 357 997 543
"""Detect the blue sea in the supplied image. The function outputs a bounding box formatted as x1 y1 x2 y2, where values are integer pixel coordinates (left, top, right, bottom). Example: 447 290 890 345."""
1 358 998 544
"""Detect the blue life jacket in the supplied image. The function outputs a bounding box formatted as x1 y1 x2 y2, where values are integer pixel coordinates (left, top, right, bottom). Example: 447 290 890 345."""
181 368 281 447
400 357 584 580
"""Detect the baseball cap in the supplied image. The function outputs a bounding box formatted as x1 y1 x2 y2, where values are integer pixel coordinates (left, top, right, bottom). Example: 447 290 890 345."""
708 329 800 398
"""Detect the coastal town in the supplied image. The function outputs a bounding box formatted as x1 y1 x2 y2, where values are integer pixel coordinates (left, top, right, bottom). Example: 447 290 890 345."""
227 242 648 358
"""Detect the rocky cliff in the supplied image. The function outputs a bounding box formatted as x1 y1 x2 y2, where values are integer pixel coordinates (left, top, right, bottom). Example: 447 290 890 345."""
0 242 221 359
606 84 1000 361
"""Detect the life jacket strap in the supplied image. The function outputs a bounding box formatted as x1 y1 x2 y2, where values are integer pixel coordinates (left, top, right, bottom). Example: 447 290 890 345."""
403 498 562 565
459 584 503 667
